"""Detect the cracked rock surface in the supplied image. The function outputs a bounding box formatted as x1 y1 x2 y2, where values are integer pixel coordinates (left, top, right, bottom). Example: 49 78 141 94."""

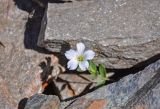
39 0 160 68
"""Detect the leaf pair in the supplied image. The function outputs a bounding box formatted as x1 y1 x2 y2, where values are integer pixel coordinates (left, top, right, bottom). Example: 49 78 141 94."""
88 61 108 86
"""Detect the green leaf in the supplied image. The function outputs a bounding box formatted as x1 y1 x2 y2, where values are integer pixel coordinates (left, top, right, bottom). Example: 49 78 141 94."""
97 79 106 86
95 75 106 86
99 64 106 78
88 60 97 76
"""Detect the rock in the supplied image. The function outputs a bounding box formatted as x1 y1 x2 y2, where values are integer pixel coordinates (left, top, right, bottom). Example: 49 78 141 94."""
53 73 94 100
0 0 50 109
64 60 160 109
61 98 107 109
38 0 160 68
134 82 160 109
24 94 60 109
0 0 95 107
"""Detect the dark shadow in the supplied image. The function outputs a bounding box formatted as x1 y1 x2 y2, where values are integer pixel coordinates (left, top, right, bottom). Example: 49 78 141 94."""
13 0 72 53
53 52 68 68
49 0 72 3
43 81 62 100
39 57 53 82
13 0 34 13
108 53 160 81
18 98 28 109
39 57 62 99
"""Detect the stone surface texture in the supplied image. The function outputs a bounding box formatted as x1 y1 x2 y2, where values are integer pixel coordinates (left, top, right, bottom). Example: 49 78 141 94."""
61 98 107 109
24 94 60 109
0 0 50 109
63 60 160 109
0 0 160 109
39 0 160 68
54 73 93 100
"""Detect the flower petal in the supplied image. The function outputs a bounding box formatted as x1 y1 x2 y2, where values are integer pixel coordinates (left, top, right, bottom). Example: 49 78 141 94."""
79 61 89 71
107 72 114 77
84 50 95 60
76 42 85 54
67 59 78 70
65 49 77 60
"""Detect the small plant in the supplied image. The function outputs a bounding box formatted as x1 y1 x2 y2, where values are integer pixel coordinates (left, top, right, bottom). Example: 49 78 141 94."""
65 42 114 86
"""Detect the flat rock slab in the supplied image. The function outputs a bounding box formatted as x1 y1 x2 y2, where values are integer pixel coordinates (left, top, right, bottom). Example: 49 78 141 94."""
38 0 160 68
54 73 93 100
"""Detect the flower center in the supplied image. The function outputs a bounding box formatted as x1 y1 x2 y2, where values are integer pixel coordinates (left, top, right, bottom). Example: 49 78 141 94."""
77 55 84 62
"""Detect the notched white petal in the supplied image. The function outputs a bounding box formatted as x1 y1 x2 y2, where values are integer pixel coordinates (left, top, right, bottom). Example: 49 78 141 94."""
76 42 85 54
79 61 89 71
65 49 77 60
84 50 95 60
67 59 78 70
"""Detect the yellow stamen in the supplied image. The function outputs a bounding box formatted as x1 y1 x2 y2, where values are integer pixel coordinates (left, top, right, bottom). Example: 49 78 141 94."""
77 55 84 62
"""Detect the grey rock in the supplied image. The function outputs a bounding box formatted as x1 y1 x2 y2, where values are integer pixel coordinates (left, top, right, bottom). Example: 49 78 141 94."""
24 94 60 109
0 1 50 109
38 0 160 68
65 60 160 109
136 82 160 109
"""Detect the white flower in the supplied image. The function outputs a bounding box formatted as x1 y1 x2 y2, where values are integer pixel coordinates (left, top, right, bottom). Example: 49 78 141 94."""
65 42 95 71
